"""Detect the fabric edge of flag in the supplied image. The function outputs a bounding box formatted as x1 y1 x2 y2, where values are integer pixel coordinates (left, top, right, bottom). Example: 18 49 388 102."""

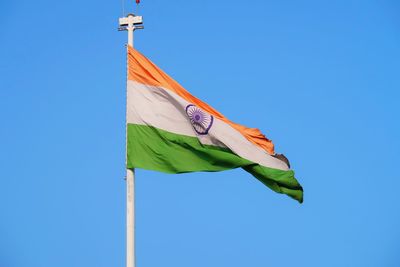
243 165 303 203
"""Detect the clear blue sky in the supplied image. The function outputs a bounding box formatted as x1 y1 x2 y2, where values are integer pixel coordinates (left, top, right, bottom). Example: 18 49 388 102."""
1 0 399 266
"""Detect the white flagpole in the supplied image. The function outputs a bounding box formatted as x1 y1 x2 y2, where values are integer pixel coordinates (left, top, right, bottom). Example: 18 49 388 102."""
126 17 135 267
126 168 135 267
119 12 143 267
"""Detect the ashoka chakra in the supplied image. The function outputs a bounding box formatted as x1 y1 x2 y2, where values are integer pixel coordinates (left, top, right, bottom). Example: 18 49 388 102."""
185 104 214 135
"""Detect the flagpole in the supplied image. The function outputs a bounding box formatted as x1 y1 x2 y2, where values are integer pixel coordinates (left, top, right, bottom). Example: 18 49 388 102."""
119 12 143 267
126 168 135 267
126 18 135 267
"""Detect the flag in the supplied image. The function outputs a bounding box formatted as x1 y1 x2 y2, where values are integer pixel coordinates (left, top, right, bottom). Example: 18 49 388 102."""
126 46 303 203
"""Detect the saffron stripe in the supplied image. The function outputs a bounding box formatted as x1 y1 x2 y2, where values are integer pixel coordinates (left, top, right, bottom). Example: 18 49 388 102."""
127 46 275 154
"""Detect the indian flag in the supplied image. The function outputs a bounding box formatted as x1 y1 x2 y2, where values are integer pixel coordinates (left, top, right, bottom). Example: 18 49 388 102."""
126 46 303 203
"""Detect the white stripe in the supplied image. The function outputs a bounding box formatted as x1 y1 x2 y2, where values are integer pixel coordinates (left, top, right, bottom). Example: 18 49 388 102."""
127 80 289 171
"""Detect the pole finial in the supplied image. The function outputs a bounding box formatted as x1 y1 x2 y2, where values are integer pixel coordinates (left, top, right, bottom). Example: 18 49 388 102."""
118 13 144 46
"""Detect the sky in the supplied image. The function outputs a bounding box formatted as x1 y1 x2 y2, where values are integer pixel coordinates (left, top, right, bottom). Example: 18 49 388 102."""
1 0 400 266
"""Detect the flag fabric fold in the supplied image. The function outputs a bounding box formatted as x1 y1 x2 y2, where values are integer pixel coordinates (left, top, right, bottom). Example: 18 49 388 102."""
126 46 303 203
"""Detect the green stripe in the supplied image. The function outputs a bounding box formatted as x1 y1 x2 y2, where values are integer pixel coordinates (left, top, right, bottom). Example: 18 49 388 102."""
127 124 303 203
